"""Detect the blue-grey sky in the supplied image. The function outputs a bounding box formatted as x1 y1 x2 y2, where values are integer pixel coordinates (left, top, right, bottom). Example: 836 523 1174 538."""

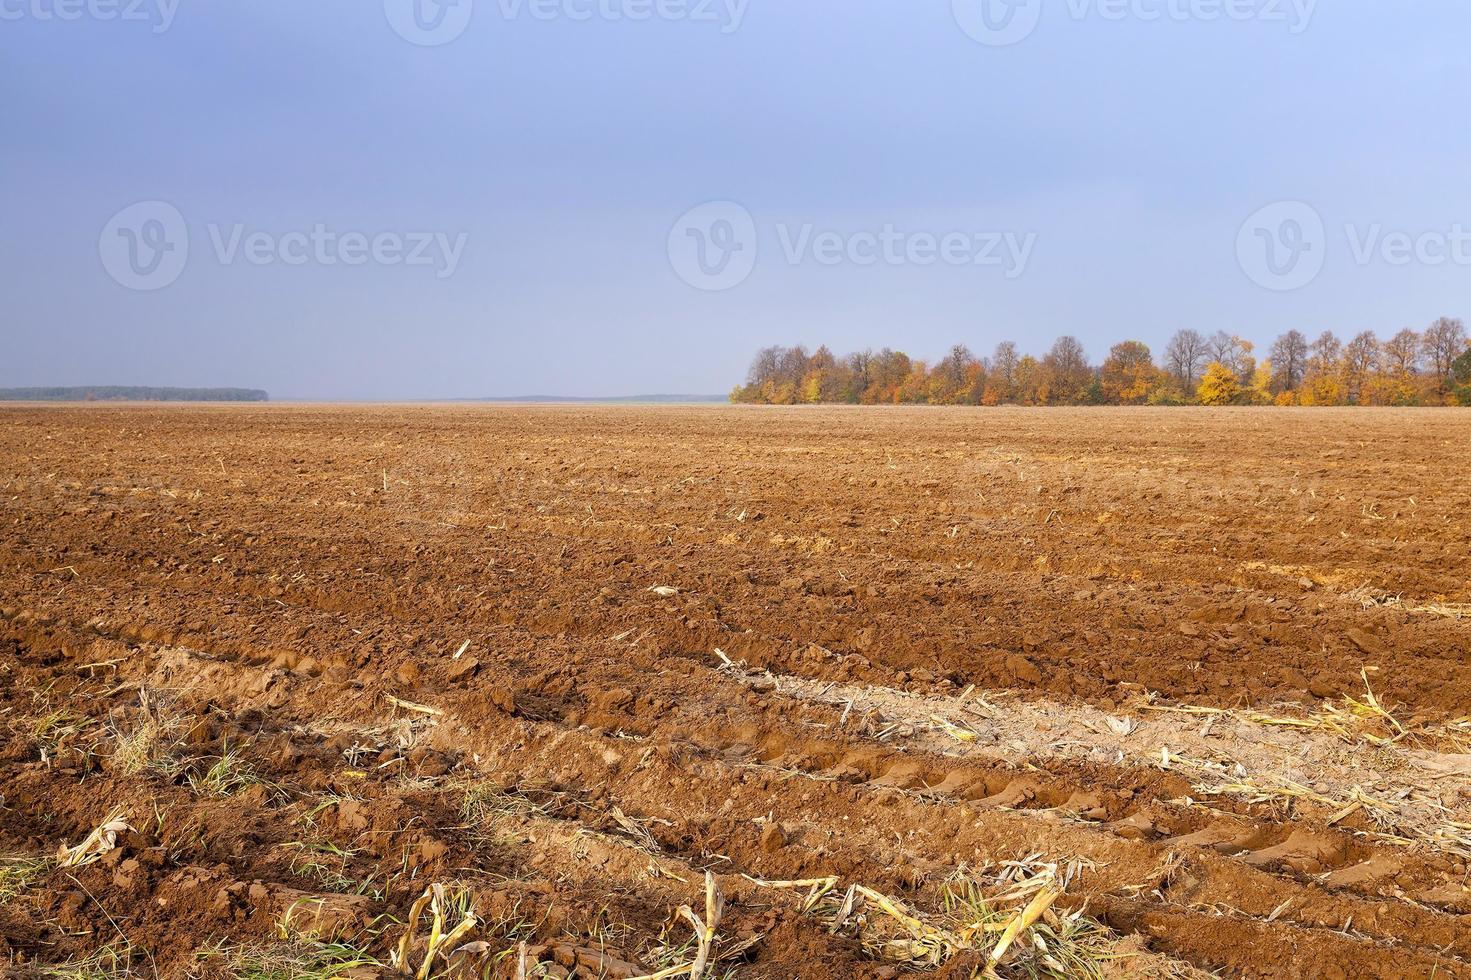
3 1 1469 399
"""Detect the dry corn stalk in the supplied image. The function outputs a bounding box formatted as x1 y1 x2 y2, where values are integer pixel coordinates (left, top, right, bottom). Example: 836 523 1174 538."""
392 883 479 979
678 872 723 980
985 885 1062 975
1142 668 1412 748
608 805 662 854
748 862 1093 976
931 715 979 742
625 872 726 980
1199 777 1471 859
56 808 132 868
386 694 443 717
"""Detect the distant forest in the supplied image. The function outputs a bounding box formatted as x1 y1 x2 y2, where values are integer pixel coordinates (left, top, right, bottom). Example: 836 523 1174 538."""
0 387 269 402
732 318 1471 408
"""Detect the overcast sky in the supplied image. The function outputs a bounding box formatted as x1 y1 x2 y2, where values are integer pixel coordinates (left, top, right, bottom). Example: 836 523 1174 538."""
3 1 1469 399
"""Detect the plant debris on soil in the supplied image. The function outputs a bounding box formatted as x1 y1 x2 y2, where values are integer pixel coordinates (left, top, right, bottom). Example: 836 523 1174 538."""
2 403 1471 979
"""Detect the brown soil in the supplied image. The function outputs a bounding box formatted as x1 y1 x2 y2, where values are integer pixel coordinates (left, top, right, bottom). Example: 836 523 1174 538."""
2 404 1469 979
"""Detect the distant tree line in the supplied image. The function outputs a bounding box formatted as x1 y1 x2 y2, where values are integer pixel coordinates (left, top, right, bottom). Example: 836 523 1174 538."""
0 386 269 402
731 318 1471 407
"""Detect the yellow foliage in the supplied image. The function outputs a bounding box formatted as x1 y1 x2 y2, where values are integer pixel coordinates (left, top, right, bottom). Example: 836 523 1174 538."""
1196 361 1240 406
1247 360 1274 405
762 380 798 405
1301 374 1344 407
1364 374 1419 406
801 371 824 404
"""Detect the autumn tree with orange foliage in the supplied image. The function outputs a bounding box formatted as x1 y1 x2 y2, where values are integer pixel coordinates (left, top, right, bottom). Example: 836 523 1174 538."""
1100 341 1162 404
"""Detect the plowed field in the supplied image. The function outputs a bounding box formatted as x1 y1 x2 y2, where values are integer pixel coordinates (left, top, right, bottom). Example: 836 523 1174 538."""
3 404 1470 979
